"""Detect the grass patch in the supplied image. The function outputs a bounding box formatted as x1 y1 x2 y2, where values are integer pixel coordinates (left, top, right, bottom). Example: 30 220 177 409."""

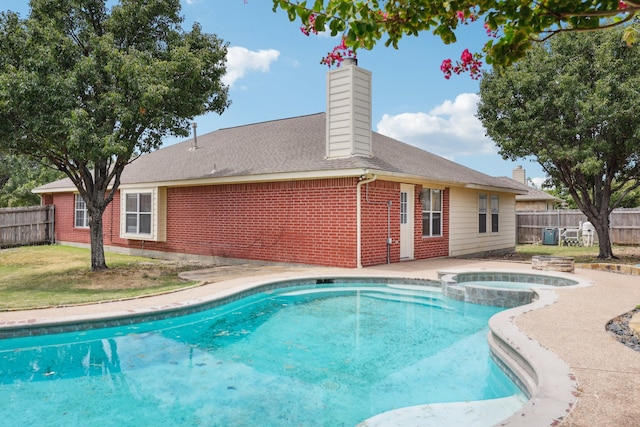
0 245 199 311
515 244 640 264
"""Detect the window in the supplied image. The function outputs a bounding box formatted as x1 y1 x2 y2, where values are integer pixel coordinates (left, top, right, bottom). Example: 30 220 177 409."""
120 187 166 241
491 195 499 233
400 191 408 224
74 194 89 228
421 188 442 237
125 192 152 235
478 193 487 233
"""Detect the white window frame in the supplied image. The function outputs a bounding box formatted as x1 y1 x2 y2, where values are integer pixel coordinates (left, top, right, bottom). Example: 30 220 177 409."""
125 192 152 236
421 188 442 237
74 194 89 228
120 188 166 241
491 194 499 233
478 193 487 234
400 191 408 224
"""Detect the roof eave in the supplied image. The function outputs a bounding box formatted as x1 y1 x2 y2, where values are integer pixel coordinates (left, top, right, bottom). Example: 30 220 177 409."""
36 169 376 193
35 169 529 194
464 183 528 195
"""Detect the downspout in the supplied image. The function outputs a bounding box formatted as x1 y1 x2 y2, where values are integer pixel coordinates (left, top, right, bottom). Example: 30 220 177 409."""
357 174 377 268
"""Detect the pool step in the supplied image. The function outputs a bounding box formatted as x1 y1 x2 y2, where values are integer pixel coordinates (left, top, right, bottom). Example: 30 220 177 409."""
357 395 527 427
359 290 453 311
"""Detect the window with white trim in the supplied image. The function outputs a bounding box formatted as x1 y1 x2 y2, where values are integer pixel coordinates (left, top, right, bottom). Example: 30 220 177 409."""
74 194 89 228
478 193 487 233
421 188 442 237
120 187 167 241
125 192 152 235
400 191 408 224
491 195 499 233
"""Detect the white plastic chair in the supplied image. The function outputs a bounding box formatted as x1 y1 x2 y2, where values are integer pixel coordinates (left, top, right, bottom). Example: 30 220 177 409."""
582 222 595 247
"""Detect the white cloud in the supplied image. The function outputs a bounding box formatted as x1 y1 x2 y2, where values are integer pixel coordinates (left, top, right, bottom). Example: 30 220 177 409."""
530 177 546 188
222 46 280 87
376 93 496 160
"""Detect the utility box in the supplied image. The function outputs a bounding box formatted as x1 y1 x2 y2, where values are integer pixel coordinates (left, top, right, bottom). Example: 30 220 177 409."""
542 228 558 245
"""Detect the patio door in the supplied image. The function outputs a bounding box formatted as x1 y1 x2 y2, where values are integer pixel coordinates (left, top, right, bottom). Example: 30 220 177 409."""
399 184 415 260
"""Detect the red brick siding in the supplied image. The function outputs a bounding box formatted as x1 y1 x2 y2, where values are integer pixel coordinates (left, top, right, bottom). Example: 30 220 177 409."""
154 179 359 267
52 193 120 246
358 182 450 265
41 194 54 205
50 178 450 268
53 193 90 245
360 180 398 266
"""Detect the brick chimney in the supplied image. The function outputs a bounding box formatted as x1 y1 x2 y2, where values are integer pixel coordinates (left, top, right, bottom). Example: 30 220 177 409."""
326 58 372 159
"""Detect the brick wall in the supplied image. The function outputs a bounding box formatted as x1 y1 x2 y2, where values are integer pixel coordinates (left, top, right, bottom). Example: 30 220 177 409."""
360 180 398 265
50 178 450 268
155 179 359 267
52 192 120 246
359 182 450 265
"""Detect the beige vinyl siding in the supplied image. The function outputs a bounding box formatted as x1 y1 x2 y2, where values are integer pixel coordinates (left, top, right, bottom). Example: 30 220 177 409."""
449 187 516 256
326 62 372 158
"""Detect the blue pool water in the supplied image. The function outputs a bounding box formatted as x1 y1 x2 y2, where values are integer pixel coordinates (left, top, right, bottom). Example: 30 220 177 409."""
0 283 525 426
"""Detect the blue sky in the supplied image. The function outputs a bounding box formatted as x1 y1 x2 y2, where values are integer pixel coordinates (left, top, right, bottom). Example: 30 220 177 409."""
5 0 546 185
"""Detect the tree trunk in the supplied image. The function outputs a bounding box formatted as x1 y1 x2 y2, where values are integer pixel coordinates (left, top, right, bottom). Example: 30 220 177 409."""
593 219 614 259
88 206 108 271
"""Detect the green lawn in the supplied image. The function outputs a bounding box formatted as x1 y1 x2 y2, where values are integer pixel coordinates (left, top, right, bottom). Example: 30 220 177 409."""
515 243 640 264
0 245 197 310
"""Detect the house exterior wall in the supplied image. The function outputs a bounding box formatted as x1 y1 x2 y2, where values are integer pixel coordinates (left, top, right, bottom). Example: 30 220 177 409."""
52 179 359 268
48 178 453 268
357 181 450 265
449 186 516 256
52 192 120 246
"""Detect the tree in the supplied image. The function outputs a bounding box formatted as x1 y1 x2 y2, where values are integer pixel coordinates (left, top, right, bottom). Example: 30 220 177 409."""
0 0 230 270
545 180 640 210
477 24 640 259
272 0 640 75
0 152 65 207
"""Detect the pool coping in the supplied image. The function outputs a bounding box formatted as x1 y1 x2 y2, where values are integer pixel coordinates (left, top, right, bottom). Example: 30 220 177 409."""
487 288 578 426
355 268 591 427
0 265 596 427
437 268 589 425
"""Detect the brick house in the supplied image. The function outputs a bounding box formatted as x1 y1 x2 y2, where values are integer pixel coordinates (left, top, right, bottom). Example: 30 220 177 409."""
35 60 524 268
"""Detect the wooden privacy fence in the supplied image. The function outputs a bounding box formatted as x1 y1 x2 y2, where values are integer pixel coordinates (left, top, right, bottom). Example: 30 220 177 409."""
0 205 55 248
516 208 640 245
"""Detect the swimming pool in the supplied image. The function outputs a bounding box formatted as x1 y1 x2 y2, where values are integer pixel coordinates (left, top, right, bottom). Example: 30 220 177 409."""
0 281 527 426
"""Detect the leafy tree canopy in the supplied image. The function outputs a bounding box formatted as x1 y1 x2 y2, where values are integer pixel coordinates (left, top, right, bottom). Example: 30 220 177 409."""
0 0 230 269
0 153 64 207
272 0 640 72
477 23 640 258
544 180 640 210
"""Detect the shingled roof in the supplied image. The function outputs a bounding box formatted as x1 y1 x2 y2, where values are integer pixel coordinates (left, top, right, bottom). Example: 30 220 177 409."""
35 113 523 193
493 176 560 202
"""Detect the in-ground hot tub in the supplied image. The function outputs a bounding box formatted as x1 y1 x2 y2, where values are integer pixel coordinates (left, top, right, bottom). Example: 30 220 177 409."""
438 270 579 308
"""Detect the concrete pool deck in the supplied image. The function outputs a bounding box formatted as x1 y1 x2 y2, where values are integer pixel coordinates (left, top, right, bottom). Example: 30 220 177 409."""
0 257 639 426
